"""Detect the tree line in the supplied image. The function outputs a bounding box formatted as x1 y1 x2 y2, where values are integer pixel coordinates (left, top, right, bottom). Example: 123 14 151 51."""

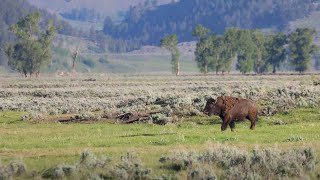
162 25 318 75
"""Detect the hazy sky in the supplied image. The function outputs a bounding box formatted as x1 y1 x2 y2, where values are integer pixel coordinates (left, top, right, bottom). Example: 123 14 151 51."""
28 0 171 15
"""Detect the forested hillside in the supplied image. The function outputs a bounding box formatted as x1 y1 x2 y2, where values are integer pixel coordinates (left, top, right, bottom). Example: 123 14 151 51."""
0 0 76 66
103 0 320 45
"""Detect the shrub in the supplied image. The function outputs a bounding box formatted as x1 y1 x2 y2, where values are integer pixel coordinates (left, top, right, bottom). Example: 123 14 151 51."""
42 166 66 179
1 75 320 123
112 152 152 179
0 160 26 179
41 150 156 180
160 145 317 179
187 164 217 180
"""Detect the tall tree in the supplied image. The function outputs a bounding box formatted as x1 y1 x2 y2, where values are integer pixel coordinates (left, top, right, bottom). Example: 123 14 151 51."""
265 32 287 73
160 34 180 76
289 28 317 73
251 30 267 74
192 24 211 75
236 30 255 74
4 12 56 77
192 24 210 42
220 28 238 74
210 35 225 74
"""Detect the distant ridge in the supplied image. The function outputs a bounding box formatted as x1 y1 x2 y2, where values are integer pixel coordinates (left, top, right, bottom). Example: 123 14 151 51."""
103 0 320 45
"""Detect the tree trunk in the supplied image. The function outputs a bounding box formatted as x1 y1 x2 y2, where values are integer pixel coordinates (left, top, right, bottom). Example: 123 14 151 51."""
175 61 180 76
72 59 75 71
272 65 276 74
204 64 208 76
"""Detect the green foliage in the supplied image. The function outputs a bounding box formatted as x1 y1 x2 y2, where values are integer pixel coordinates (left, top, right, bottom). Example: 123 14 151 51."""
220 28 238 73
289 28 318 73
193 26 318 74
251 30 268 73
193 25 211 74
193 26 238 75
265 32 288 73
0 0 76 66
4 12 56 77
192 24 210 42
236 30 255 74
160 34 180 76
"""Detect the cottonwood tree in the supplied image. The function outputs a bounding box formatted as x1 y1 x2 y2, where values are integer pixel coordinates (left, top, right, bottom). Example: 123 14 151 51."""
265 32 287 73
210 35 225 74
289 28 317 73
220 28 238 74
192 24 211 75
236 30 255 74
160 34 180 76
4 12 56 77
251 30 268 74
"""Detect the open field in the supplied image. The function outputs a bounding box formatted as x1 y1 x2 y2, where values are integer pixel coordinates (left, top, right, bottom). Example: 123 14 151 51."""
0 74 320 179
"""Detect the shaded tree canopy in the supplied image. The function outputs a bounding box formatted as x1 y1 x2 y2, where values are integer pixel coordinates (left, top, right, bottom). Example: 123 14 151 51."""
289 28 318 73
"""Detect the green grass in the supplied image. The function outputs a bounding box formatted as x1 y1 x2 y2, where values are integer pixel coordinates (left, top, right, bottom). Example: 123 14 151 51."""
0 108 320 176
0 112 25 124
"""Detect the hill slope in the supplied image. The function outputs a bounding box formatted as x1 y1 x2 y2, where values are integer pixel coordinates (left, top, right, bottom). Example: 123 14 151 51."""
104 0 320 45
27 0 171 16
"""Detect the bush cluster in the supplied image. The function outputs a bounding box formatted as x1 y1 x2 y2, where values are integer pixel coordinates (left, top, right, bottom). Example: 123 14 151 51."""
1 146 317 179
42 150 156 180
0 160 26 179
160 144 317 179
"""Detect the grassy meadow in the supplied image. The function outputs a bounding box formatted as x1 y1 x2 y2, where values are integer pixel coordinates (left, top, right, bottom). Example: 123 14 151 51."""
0 74 320 179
